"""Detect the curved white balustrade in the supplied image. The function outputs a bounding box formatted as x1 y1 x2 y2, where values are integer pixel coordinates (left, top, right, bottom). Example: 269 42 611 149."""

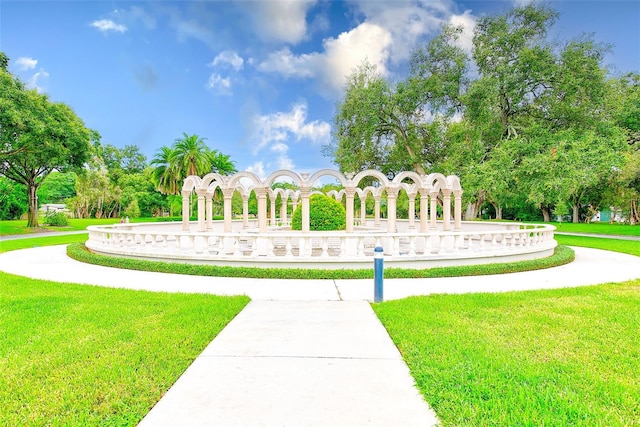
86 220 557 269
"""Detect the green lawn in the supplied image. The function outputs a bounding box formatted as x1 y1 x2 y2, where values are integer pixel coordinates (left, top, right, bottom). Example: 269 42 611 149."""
0 272 249 426
543 221 639 236
555 234 640 257
0 217 161 235
0 233 88 254
373 281 640 426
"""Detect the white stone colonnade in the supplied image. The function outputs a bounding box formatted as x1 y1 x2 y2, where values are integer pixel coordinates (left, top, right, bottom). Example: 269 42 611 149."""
180 169 464 234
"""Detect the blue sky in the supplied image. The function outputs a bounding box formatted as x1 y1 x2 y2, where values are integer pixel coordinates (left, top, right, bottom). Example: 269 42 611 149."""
2 0 639 177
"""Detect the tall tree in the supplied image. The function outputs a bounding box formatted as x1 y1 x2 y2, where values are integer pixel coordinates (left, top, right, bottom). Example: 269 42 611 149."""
172 133 211 176
150 145 181 195
0 58 92 226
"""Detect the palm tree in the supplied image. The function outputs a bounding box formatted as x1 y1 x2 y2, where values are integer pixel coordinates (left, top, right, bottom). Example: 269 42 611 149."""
149 145 180 195
209 149 237 175
172 133 211 176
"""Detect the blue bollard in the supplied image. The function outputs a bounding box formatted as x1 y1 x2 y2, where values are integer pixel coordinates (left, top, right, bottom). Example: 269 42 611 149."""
374 246 384 303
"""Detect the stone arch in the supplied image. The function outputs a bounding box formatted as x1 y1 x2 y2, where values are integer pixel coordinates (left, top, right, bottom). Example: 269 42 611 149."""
201 172 226 191
182 175 201 193
227 171 262 188
264 169 302 187
393 171 423 187
423 172 447 192
352 169 390 188
307 169 348 187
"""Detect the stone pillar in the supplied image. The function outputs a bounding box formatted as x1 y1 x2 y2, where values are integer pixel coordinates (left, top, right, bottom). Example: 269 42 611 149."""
374 197 381 226
386 185 400 233
280 196 287 226
442 189 452 231
270 194 277 227
430 191 439 230
345 187 356 233
255 187 268 233
300 186 311 233
196 189 206 232
360 196 366 226
454 190 463 230
419 189 429 232
205 193 213 231
222 187 235 232
181 190 191 231
408 192 416 229
242 194 249 229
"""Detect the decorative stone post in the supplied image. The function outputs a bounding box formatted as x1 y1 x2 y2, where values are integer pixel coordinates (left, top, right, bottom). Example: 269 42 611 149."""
360 195 367 226
242 194 249 229
345 186 356 233
374 196 381 226
419 188 429 232
441 189 452 231
205 192 213 231
222 187 235 233
280 195 287 226
254 186 268 233
386 185 400 233
270 193 277 227
300 186 311 233
181 190 191 231
454 190 463 230
430 191 439 230
407 191 417 229
196 189 207 232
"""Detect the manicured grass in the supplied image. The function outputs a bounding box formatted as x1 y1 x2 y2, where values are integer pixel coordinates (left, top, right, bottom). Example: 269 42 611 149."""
0 272 249 426
539 221 639 236
0 217 159 235
0 233 88 254
555 234 640 257
373 281 640 426
67 243 575 279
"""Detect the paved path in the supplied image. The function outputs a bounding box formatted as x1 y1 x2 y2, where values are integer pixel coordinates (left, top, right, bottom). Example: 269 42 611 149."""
1 245 639 426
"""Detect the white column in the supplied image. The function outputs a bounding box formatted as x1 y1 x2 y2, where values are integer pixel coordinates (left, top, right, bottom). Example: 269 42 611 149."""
242 195 249 229
300 187 311 233
181 191 190 231
196 190 206 232
419 189 428 232
280 196 287 226
408 192 416 229
255 187 268 233
454 190 463 230
222 187 235 233
374 197 381 226
270 195 277 227
430 191 438 230
386 186 399 233
360 196 367 226
205 194 213 231
442 189 452 231
345 187 356 233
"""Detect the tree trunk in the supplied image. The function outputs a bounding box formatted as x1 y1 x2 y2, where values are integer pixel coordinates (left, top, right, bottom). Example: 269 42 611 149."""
491 202 503 220
572 204 580 223
541 207 551 222
27 183 39 228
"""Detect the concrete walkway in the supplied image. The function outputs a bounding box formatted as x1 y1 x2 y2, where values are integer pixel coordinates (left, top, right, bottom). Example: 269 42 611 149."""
1 245 639 426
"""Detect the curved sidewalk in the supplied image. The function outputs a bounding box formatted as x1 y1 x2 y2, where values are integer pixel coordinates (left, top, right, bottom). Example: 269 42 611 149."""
1 246 638 427
0 245 639 300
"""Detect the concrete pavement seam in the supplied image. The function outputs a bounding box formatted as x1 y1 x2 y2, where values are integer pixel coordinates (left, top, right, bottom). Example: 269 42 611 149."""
333 279 343 301
197 355 400 361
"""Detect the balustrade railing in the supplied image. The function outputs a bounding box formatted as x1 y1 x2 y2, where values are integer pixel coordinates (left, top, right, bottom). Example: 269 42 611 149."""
86 222 556 265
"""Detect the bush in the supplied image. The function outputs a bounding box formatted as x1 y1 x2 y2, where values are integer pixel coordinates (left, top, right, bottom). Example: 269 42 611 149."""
291 194 346 231
43 211 69 227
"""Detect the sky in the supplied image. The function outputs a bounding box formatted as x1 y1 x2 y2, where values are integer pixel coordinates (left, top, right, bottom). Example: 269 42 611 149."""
2 0 639 178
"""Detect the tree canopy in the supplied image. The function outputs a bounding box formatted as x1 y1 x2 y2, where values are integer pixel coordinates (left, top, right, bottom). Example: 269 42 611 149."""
0 55 92 226
326 4 638 223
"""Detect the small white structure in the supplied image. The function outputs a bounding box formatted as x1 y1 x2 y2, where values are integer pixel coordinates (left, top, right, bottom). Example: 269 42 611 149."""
86 169 556 269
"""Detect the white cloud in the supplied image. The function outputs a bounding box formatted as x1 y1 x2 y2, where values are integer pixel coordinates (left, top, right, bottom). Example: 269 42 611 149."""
90 19 127 33
206 73 232 95
258 47 319 78
449 10 476 53
15 57 37 70
27 69 50 93
250 103 331 156
241 0 316 44
258 22 392 94
246 161 266 179
211 50 244 71
114 6 156 30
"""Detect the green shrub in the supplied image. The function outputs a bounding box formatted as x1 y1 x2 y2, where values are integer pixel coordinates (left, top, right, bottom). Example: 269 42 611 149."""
43 211 69 227
291 194 346 231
